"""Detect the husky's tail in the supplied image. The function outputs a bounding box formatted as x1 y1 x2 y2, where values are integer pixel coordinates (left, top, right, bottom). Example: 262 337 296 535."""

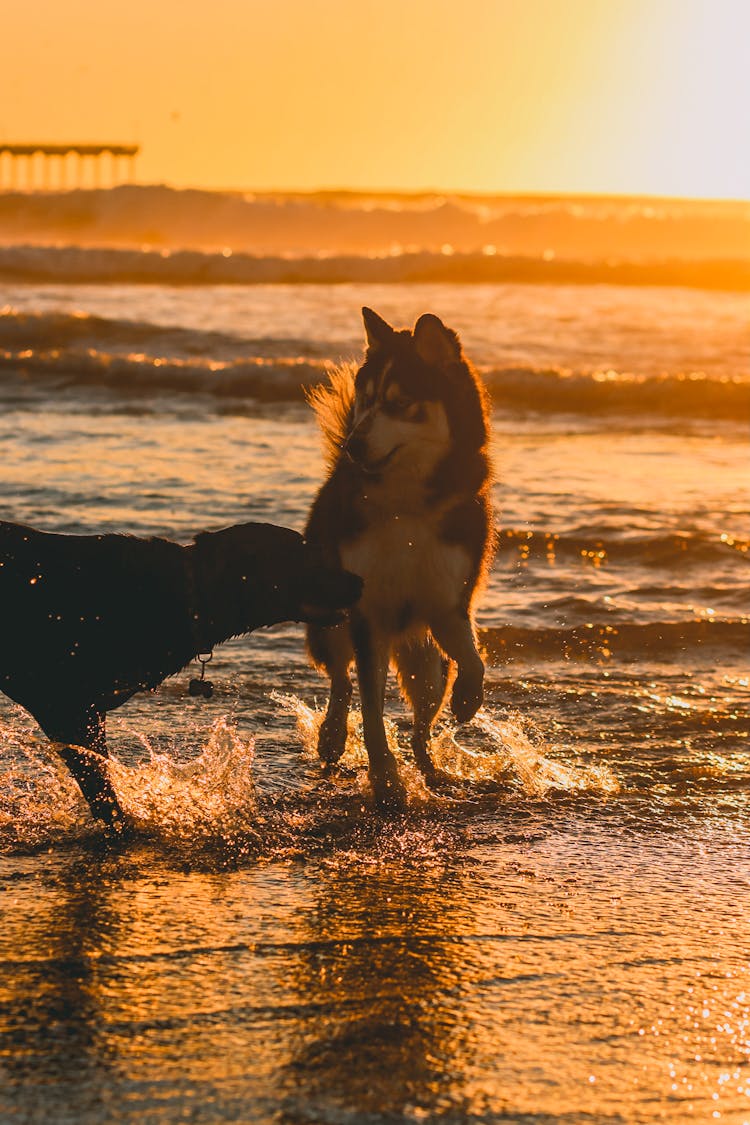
305 364 355 468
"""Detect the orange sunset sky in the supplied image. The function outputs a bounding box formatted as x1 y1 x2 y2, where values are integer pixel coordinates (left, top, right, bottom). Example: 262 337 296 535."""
3 0 749 198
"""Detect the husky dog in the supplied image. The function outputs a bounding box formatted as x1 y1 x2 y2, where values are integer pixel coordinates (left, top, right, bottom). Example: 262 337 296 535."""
305 308 493 807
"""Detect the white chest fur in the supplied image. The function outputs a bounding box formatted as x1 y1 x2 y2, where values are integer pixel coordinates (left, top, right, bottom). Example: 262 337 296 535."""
341 514 471 631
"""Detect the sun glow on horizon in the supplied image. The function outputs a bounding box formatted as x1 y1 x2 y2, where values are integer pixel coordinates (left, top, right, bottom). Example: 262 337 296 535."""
2 0 748 200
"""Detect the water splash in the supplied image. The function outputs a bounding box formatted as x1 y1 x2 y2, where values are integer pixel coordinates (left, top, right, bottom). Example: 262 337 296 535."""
111 718 259 846
272 692 620 801
0 725 85 849
271 691 434 805
465 710 620 796
0 718 259 853
0 698 619 856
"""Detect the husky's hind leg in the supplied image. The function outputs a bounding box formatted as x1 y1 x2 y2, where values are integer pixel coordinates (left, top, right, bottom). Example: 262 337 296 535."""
430 610 484 723
394 635 452 786
307 622 354 767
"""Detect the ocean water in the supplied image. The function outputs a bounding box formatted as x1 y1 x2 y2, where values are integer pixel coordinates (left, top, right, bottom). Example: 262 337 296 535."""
0 191 749 1124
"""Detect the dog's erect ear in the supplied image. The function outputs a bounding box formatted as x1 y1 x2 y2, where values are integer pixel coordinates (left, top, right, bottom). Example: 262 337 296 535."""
413 313 462 369
362 307 394 350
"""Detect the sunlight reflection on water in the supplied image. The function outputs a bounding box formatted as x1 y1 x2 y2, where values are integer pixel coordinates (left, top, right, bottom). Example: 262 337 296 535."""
1 278 749 1122
0 800 748 1124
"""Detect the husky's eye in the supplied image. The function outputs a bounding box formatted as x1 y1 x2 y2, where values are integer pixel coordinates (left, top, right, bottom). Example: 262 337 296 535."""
401 400 426 421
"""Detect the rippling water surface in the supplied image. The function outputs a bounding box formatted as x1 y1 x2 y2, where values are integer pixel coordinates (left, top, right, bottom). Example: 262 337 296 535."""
1 277 748 1123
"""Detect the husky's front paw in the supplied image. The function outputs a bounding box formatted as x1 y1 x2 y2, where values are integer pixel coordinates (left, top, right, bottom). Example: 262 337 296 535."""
370 767 407 811
317 714 348 765
451 664 484 724
423 766 462 793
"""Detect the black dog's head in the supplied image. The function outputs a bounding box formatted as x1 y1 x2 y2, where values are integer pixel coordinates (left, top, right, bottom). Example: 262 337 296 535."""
192 523 362 635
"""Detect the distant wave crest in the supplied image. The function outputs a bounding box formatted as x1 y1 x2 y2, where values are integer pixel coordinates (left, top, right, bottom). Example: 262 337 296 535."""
480 619 750 663
1 184 748 266
496 527 750 568
483 365 750 420
0 243 748 291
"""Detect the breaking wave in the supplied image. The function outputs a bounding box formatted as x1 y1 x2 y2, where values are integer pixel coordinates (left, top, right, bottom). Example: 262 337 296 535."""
1 309 747 419
0 342 327 401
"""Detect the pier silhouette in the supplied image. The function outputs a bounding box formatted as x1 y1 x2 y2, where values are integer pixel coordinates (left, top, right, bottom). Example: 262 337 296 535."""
0 143 139 190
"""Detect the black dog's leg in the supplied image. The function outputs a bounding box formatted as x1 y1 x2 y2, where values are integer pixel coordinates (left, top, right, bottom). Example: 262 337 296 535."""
52 712 126 831
351 615 406 809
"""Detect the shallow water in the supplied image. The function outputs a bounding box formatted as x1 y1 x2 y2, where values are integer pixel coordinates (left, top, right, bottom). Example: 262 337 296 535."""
1 276 749 1123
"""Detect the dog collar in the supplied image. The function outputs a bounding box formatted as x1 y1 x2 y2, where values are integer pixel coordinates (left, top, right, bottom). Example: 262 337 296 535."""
183 553 215 657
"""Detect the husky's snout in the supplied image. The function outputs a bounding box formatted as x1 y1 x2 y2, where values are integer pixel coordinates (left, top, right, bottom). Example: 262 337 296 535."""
344 422 402 475
342 416 371 465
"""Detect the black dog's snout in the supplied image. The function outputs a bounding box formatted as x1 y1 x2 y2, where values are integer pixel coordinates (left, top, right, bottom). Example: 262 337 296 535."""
341 569 364 604
294 555 362 626
307 564 362 608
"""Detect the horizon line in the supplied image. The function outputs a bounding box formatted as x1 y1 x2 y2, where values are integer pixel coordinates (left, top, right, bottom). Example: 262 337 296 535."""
2 179 747 206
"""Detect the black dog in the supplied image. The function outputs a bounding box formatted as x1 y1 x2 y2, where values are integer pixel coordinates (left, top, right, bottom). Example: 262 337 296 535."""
0 520 362 829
